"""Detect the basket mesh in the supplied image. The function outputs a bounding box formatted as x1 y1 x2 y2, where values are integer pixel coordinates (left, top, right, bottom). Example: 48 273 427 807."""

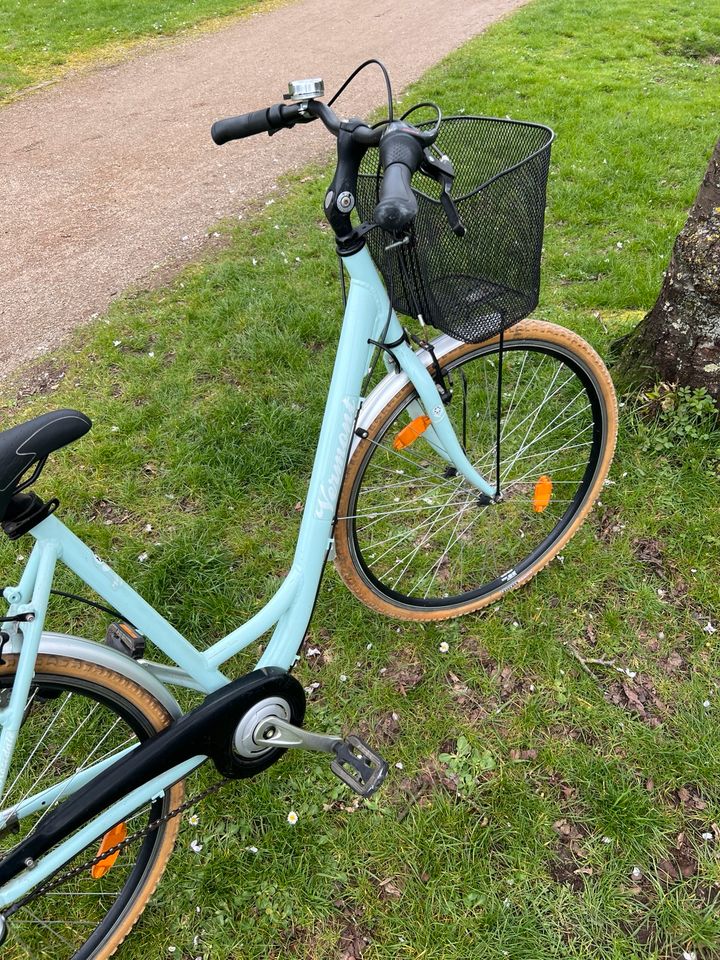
356 117 554 343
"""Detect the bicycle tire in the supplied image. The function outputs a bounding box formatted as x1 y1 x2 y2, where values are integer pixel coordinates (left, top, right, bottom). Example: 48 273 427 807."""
335 319 617 619
0 654 183 960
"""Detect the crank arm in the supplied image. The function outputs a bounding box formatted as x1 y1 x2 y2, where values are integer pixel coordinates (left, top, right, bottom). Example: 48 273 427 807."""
253 716 341 753
253 718 388 797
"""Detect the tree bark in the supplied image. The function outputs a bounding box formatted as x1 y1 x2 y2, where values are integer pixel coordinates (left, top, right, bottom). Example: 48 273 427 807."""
613 137 720 402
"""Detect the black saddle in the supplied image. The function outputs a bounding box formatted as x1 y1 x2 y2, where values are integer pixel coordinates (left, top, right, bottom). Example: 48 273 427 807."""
0 410 92 524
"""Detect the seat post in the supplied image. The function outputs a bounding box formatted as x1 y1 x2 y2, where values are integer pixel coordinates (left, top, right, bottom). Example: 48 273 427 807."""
1 493 60 541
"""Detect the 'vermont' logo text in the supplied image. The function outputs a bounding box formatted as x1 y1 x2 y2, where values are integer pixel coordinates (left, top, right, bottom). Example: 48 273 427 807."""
315 396 357 519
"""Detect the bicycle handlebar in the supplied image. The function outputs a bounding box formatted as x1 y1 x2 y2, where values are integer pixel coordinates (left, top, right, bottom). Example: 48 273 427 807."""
211 102 307 144
211 98 378 145
373 123 425 232
211 94 438 234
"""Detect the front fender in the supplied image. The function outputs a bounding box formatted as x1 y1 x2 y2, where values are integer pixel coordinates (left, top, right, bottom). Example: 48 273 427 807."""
5 632 182 720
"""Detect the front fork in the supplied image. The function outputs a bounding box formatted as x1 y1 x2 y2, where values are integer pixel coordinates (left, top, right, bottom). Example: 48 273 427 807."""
380 325 496 500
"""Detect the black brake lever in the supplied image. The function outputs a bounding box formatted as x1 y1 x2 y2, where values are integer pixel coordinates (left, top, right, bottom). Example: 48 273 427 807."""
420 148 466 238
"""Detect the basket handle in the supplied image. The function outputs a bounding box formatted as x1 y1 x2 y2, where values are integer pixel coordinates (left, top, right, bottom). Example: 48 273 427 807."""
421 150 466 238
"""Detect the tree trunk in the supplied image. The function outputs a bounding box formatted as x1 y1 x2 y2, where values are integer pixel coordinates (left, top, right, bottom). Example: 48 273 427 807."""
613 137 720 402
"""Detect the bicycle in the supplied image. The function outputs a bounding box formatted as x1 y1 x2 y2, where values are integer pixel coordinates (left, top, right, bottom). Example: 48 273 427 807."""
0 61 617 957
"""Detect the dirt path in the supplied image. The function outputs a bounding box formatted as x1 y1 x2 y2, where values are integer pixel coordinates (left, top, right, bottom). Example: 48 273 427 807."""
0 0 527 376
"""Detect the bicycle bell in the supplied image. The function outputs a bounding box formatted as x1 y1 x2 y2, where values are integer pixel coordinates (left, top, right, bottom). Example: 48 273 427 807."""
287 78 324 101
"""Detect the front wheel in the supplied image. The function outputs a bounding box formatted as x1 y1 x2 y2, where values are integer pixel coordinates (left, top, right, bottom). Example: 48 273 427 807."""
335 319 617 620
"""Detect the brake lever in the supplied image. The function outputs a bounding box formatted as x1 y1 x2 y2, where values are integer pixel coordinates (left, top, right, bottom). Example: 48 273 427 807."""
420 148 466 238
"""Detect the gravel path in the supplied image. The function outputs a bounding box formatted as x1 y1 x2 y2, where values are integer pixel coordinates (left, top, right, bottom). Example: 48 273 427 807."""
0 0 527 375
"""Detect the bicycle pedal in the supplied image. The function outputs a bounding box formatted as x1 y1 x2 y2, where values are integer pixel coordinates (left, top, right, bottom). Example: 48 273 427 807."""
331 735 388 798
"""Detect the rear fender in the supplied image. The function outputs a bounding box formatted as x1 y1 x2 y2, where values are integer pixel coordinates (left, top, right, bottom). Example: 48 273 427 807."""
4 632 182 720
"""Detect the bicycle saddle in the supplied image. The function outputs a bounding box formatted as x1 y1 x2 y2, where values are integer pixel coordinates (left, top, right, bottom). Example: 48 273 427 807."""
0 410 91 523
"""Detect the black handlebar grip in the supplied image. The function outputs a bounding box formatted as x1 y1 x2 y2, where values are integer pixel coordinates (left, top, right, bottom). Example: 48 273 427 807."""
374 125 425 233
211 108 274 145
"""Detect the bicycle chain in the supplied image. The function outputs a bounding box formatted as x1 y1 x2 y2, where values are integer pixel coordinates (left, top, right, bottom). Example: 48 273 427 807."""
3 775 230 919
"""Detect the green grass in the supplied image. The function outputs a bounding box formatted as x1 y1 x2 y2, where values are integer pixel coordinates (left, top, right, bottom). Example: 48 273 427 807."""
2 0 720 956
0 0 276 102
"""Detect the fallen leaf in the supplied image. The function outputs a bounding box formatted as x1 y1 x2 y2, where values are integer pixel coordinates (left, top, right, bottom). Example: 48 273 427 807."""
378 877 405 900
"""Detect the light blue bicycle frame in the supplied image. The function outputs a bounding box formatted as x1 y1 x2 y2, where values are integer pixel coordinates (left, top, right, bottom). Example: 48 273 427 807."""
0 245 495 905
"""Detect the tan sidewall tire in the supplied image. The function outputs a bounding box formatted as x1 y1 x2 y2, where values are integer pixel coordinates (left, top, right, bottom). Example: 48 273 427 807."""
0 654 183 960
335 319 618 621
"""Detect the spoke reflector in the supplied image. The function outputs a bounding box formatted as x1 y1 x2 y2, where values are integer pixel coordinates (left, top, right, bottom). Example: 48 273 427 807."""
393 415 431 451
91 823 127 879
532 475 553 513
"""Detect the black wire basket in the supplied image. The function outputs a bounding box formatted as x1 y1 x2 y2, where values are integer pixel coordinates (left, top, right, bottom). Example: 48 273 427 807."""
357 116 555 344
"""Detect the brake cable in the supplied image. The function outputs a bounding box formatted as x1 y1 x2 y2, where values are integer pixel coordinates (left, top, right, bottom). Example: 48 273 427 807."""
327 58 394 121
495 328 505 497
333 58 395 313
399 101 442 139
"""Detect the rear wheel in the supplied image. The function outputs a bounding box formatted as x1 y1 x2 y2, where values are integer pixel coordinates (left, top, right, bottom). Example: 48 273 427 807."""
0 654 183 959
335 319 617 619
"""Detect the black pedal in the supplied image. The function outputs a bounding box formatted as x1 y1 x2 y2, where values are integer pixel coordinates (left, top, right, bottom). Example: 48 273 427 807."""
105 622 146 660
331 735 388 798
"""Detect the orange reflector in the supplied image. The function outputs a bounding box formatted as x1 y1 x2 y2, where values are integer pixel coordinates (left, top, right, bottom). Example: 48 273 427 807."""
91 822 127 879
393 415 432 451
533 475 553 513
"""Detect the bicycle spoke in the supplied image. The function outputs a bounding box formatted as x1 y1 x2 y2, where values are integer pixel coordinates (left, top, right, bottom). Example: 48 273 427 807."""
4 691 72 803
34 720 130 829
380 480 467 580
389 491 473 590
20 702 102 810
500 392 589 477
415 500 481 597
503 432 593 485
26 906 78 949
344 473 465 526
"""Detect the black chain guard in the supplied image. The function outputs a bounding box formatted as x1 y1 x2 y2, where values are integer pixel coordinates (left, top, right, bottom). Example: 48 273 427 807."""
213 669 305 779
0 668 305 888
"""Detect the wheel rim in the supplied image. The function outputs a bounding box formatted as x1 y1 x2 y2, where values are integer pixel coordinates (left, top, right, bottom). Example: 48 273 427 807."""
0 667 171 960
343 340 606 608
